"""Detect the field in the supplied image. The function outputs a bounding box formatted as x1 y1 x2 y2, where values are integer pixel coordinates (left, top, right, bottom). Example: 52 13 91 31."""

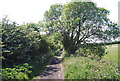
103 44 119 65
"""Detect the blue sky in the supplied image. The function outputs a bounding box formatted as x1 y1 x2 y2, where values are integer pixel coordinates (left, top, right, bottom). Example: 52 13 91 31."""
0 0 119 24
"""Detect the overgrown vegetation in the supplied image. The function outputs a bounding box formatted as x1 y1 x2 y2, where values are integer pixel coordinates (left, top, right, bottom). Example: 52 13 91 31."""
1 17 53 80
0 0 120 80
1 63 32 80
62 56 120 79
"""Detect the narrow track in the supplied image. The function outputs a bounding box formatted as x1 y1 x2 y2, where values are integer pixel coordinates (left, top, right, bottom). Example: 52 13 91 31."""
33 52 64 80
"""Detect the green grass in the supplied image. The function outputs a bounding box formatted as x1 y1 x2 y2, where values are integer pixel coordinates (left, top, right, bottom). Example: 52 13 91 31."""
103 44 119 65
62 56 119 79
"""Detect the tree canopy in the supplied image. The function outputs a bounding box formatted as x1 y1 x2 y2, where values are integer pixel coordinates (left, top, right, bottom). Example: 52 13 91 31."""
43 4 63 34
43 1 120 54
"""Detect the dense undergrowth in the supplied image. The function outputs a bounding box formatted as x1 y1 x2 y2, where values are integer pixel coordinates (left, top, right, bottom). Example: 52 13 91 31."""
1 53 52 81
0 17 55 80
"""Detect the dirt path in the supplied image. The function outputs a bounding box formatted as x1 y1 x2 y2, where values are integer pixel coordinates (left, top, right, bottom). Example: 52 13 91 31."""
33 52 64 80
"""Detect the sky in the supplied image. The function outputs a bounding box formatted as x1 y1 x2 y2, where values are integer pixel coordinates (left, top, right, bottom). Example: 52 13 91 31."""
0 0 119 25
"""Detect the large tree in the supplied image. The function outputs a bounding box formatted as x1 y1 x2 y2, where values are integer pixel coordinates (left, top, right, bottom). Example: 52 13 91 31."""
60 2 120 54
43 1 120 54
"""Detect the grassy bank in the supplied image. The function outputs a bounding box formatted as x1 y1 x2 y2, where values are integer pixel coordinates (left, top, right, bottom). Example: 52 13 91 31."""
62 56 119 79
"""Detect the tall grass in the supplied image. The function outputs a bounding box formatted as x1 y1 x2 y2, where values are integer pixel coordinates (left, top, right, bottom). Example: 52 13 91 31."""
62 56 119 79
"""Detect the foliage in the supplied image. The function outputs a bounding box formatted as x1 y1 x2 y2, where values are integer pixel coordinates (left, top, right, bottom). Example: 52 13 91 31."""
44 4 63 22
43 2 120 55
43 4 63 34
1 1 120 80
1 17 50 67
45 33 63 55
0 16 54 80
1 63 32 81
63 56 120 79
61 2 120 54
76 43 107 59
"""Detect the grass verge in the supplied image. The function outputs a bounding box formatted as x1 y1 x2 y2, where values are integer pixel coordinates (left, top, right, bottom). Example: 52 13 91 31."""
62 56 120 79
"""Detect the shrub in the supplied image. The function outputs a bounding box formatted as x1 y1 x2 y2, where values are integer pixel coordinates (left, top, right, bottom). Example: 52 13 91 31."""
77 44 107 59
1 17 50 67
1 63 32 80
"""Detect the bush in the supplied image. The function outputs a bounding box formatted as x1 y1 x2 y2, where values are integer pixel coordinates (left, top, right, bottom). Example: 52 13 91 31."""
1 17 50 67
45 33 63 56
1 17 52 80
1 63 32 81
77 44 107 59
